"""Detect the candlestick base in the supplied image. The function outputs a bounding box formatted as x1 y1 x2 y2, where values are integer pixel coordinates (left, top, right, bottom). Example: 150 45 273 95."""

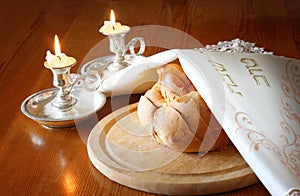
21 87 106 128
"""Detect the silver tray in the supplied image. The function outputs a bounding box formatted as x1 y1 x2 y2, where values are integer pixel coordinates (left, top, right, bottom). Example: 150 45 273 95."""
21 87 106 128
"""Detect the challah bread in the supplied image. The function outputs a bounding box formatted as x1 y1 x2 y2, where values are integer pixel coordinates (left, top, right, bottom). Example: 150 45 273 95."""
137 63 229 152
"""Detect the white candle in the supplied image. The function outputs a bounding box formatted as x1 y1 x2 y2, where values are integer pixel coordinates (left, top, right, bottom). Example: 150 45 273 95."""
44 35 76 68
99 10 130 35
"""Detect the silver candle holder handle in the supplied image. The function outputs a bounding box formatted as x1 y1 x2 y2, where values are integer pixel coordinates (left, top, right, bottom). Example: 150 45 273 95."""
21 61 106 128
123 37 145 56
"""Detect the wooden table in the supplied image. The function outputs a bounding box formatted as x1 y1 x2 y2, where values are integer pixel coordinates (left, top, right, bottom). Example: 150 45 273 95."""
0 0 299 195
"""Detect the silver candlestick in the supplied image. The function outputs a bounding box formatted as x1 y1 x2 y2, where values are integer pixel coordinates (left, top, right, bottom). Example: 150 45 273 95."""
107 32 145 71
21 60 106 128
80 30 145 78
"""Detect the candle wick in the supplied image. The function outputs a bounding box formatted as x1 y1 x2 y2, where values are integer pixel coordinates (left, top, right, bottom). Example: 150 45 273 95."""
112 25 115 30
57 55 61 60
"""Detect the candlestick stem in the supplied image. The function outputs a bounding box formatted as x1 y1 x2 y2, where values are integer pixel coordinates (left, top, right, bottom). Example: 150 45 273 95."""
49 65 77 110
108 33 128 71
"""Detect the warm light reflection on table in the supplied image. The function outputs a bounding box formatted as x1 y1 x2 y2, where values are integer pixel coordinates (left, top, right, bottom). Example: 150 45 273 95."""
64 172 77 194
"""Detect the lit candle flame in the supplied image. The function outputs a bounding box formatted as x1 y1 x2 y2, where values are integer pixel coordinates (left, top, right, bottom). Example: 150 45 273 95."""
110 9 116 30
99 9 130 35
45 34 76 68
54 34 61 55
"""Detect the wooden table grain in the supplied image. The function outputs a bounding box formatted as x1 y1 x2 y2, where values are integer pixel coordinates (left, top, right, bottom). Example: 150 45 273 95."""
0 0 299 195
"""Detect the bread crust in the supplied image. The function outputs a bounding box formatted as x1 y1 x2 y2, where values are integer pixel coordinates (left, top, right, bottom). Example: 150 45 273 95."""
137 63 229 152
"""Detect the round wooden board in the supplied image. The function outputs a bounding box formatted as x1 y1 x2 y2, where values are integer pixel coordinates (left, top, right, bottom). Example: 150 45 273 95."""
87 103 259 195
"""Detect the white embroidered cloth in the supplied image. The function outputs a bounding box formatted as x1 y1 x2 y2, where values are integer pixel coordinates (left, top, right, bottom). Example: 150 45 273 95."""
99 48 300 195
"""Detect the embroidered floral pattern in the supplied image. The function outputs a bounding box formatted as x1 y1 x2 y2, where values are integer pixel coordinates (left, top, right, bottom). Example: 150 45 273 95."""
234 59 300 181
282 60 300 104
286 188 300 196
